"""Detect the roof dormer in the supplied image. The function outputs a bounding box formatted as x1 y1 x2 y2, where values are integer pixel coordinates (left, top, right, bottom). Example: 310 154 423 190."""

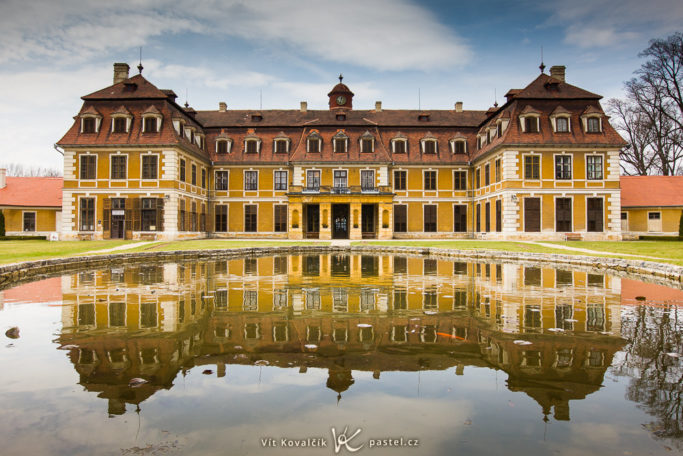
79 106 102 133
110 106 132 133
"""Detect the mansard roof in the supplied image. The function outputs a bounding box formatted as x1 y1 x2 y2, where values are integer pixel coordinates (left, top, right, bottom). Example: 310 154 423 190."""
82 74 170 100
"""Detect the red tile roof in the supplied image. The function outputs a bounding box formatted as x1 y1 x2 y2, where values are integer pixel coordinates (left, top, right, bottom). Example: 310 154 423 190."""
620 176 683 207
510 73 601 100
0 177 63 208
82 74 169 100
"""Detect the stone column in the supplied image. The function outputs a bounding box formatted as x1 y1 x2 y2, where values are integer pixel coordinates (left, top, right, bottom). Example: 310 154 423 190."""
350 202 362 240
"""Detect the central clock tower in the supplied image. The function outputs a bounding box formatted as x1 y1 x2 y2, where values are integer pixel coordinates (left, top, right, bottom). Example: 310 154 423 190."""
328 74 354 110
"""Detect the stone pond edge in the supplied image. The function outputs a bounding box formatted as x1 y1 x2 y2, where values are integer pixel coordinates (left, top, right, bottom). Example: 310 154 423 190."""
0 246 681 290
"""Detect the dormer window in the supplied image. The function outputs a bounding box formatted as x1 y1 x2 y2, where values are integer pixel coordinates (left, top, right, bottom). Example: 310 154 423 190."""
418 113 430 122
360 131 375 153
141 106 163 133
274 136 290 154
450 138 467 155
550 106 571 133
486 130 491 144
336 113 346 121
112 117 128 133
519 106 541 133
422 138 437 154
307 132 322 153
251 113 263 122
245 136 261 154
333 131 348 153
392 139 407 154
496 123 502 137
524 117 539 133
143 117 157 133
195 133 204 149
82 117 97 133
173 119 185 138
586 117 601 133
556 117 569 132
216 138 232 154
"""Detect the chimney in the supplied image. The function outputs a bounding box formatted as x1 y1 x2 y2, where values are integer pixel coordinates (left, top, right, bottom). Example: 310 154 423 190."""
218 102 227 112
455 101 463 113
375 101 382 112
0 168 6 189
550 65 566 83
300 101 307 113
113 63 130 85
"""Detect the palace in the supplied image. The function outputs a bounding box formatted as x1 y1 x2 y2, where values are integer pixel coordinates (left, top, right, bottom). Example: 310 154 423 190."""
56 63 626 241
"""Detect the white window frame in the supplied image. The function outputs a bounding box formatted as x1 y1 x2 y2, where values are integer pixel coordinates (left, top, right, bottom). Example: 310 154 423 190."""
360 169 376 191
453 169 467 190
22 210 36 232
274 169 288 191
551 115 571 133
582 115 603 133
215 169 230 191
111 114 132 133
522 152 542 181
391 138 408 154
306 133 322 153
80 115 102 133
244 137 261 154
305 169 321 190
109 153 129 180
215 138 233 154
423 169 437 191
141 114 162 133
450 138 467 154
553 153 573 181
360 133 375 153
393 169 407 191
244 170 259 191
553 195 574 232
140 152 160 181
421 138 438 154
519 114 540 133
274 138 290 154
586 154 604 180
78 153 97 181
333 133 349 153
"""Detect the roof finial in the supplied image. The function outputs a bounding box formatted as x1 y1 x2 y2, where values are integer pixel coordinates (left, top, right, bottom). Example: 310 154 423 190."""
339 73 343 83
539 45 545 73
137 47 144 74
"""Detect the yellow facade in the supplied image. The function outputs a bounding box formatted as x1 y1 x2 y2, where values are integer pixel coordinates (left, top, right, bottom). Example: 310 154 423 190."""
1 207 59 236
622 207 683 235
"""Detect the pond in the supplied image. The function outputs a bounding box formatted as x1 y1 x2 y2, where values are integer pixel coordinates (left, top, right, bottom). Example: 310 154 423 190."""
0 253 682 455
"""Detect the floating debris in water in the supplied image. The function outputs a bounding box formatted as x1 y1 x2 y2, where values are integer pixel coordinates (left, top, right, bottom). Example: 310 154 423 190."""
234 345 243 350
513 340 532 346
666 353 681 358
254 360 270 366
599 331 613 335
304 344 318 350
59 344 78 350
357 323 372 328
5 327 20 339
547 328 565 333
528 308 541 312
129 378 148 388
564 318 578 323
202 295 213 299
202 369 213 375
424 311 437 315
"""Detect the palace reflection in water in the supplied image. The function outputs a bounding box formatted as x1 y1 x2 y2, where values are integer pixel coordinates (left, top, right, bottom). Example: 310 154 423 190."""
57 254 635 423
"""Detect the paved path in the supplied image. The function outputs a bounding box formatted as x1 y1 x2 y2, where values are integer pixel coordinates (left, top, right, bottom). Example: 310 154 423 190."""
331 240 351 247
86 241 159 254
520 241 665 261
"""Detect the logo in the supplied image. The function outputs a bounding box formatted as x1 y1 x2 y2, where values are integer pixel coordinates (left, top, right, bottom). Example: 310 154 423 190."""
331 426 364 454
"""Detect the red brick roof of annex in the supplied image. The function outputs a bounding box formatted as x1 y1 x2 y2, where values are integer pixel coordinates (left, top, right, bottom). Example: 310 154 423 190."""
0 177 63 208
57 67 626 167
620 176 683 208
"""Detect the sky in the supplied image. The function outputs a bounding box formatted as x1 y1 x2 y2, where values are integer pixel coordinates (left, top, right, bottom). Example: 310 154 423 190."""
1 0 682 171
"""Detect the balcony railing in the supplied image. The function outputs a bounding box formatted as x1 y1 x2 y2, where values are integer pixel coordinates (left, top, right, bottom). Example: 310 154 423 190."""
288 185 393 195
331 186 350 194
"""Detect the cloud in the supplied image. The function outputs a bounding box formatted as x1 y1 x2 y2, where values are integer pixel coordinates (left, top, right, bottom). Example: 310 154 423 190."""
0 0 471 71
539 0 683 48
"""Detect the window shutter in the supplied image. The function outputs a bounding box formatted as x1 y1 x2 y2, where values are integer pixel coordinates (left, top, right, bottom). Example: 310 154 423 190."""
156 198 164 232
186 202 191 232
125 198 133 232
102 198 111 239
133 197 141 231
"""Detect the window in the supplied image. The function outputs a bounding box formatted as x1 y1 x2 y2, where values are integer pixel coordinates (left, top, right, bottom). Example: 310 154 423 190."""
476 204 481 232
244 171 258 190
142 155 157 179
111 155 127 179
475 168 480 188
524 117 539 133
179 200 186 231
556 198 572 232
202 169 206 188
484 164 490 186
394 170 406 190
143 117 157 133
556 117 569 132
334 138 347 153
245 139 259 154
453 205 466 232
274 139 289 154
586 156 603 180
453 170 466 190
453 140 466 154
215 205 228 232
191 164 197 185
423 140 437 154
485 202 491 232
80 198 95 231
587 198 603 232
80 155 96 180
82 117 96 133
393 139 406 154
394 205 407 232
586 117 600 133
649 212 661 220
424 170 436 190
495 159 501 182
524 155 540 179
496 123 502 137
361 170 374 191
307 134 321 153
112 117 127 133
141 198 157 231
180 159 186 182
190 202 197 231
274 205 287 232
23 212 35 232
495 199 502 232
424 205 437 232
361 138 374 153
333 170 348 189
306 170 320 190
215 171 229 190
555 155 572 180
216 140 229 154
244 205 257 232
274 170 288 190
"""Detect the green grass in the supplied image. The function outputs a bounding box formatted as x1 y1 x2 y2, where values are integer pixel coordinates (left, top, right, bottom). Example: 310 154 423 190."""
351 240 569 254
124 239 329 253
0 240 135 264
544 241 683 265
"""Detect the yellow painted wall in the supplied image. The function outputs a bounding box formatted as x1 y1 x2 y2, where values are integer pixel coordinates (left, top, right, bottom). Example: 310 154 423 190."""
624 207 683 233
2 208 58 232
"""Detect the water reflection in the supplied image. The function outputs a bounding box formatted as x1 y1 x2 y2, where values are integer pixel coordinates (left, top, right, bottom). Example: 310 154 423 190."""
3 254 679 454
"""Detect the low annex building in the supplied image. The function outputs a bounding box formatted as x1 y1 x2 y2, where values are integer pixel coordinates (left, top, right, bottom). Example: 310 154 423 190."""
620 176 683 237
0 169 62 238
56 63 626 241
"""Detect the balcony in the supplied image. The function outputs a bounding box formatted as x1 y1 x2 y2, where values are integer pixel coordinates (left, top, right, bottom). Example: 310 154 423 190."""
287 185 393 195
331 186 350 194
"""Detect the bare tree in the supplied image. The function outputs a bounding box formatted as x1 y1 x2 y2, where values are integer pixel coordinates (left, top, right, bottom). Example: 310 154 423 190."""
607 98 658 175
0 162 62 177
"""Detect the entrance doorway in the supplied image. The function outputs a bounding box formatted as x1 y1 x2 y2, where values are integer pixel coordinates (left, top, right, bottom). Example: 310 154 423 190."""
361 204 376 239
305 204 320 239
111 198 126 239
332 204 349 239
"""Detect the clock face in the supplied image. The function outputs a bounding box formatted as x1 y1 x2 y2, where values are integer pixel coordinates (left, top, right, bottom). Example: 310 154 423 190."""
336 96 347 105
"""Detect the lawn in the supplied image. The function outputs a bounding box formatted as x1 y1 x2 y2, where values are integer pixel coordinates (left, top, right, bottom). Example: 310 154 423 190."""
124 239 329 253
0 240 135 264
351 240 570 254
545 241 683 264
